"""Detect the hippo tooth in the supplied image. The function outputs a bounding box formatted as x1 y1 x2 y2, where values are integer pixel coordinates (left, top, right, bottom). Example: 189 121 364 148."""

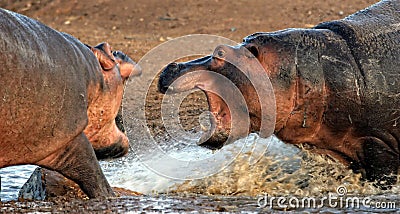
200 124 208 132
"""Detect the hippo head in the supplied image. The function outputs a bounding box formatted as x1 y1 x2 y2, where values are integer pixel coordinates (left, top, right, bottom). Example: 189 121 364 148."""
158 43 275 150
84 42 141 159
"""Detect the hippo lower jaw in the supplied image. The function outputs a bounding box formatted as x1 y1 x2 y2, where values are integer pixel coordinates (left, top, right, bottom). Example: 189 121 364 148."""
197 89 231 150
163 82 232 150
159 57 250 150
93 135 129 159
89 121 129 160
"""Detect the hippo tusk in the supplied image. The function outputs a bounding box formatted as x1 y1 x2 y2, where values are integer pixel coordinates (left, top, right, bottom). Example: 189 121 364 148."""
200 123 208 132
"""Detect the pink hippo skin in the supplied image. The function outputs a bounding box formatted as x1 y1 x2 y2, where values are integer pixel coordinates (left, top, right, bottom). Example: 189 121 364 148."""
0 8 140 198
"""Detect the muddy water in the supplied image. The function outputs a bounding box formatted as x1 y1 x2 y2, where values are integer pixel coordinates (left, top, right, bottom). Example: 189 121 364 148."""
1 136 399 212
101 134 399 212
101 135 301 194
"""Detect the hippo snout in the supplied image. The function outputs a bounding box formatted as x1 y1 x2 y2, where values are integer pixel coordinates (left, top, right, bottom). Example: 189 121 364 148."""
159 56 214 94
158 62 181 94
113 50 142 78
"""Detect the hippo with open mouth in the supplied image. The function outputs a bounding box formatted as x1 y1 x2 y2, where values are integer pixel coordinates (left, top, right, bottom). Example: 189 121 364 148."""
159 0 399 187
0 8 140 198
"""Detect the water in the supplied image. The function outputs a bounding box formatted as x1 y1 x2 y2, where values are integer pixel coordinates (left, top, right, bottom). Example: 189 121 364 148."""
0 135 299 201
101 134 302 195
1 135 399 212
0 165 37 202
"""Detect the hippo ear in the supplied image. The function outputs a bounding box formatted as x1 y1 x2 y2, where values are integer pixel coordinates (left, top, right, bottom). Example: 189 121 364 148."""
112 50 142 79
91 43 117 71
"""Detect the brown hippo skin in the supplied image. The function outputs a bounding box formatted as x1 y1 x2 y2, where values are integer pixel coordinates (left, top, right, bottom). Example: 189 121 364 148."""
158 0 400 188
0 8 140 198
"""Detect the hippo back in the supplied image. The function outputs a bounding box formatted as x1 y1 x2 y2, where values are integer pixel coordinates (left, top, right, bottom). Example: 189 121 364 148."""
315 0 400 131
0 8 102 166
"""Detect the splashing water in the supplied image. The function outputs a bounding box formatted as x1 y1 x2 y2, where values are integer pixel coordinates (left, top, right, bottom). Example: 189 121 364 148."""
102 134 400 198
1 134 399 202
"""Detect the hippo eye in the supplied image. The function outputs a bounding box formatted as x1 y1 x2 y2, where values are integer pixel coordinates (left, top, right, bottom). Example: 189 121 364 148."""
217 49 225 58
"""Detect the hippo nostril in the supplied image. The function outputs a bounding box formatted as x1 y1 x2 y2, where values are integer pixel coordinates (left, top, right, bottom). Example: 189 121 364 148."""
168 62 179 72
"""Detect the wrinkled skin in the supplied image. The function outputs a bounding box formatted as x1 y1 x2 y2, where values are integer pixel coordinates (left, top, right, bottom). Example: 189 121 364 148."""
159 0 399 188
0 8 140 198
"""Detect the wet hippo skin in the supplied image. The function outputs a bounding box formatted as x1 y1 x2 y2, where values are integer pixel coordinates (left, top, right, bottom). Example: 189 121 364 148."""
158 0 399 188
0 8 140 198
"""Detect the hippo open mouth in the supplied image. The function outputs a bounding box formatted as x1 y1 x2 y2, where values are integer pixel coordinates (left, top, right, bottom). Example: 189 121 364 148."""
88 46 142 160
159 60 232 149
101 51 141 158
158 44 276 150
158 44 269 150
199 90 232 149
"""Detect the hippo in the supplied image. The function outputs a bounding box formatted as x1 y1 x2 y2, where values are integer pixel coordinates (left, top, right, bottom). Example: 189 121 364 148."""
158 0 399 188
0 8 140 198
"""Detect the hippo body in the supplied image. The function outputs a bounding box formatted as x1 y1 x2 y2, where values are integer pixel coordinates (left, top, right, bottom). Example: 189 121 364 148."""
0 8 138 198
159 0 399 187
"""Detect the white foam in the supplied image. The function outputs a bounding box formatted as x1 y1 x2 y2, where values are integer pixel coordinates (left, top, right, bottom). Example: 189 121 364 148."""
101 134 302 194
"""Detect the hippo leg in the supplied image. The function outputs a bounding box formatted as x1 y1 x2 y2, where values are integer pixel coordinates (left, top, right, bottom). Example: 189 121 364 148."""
36 133 114 198
362 137 399 189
